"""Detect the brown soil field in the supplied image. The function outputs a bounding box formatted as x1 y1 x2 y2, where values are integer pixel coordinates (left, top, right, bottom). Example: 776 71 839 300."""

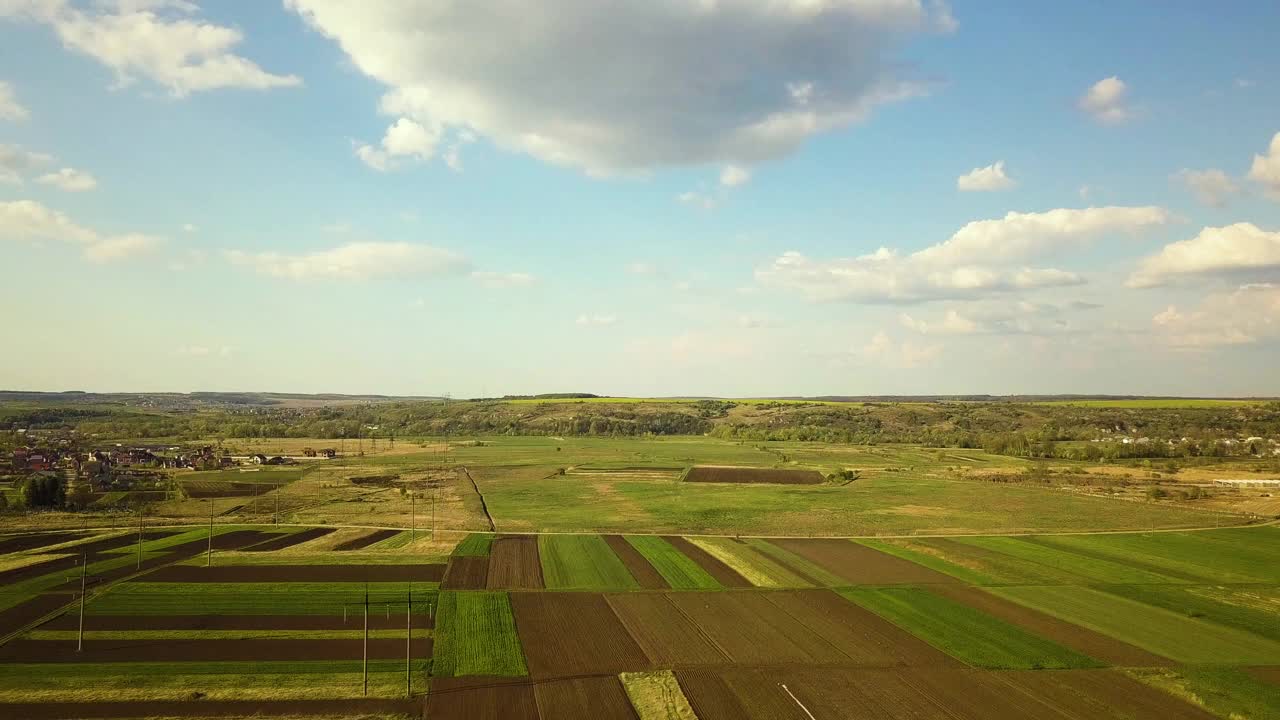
678 667 1208 720
664 591 845 665
510 592 650 679
772 539 956 584
330 529 399 551
605 593 730 666
242 527 336 552
0 637 431 663
0 531 181 585
931 584 1171 667
603 535 668 589
764 589 961 668
684 467 823 485
46 613 429 631
0 532 86 555
0 592 72 637
535 675 640 720
441 556 490 590
487 535 544 590
0 555 78 585
662 536 750 587
145 564 445 583
0 698 417 719
426 676 539 720
1004 669 1217 719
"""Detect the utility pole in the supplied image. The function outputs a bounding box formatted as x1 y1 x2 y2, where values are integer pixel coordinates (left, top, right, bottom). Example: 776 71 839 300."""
431 489 436 541
207 499 214 567
405 583 412 698
362 584 369 696
274 483 280 525
76 554 87 652
136 507 145 570
410 491 415 543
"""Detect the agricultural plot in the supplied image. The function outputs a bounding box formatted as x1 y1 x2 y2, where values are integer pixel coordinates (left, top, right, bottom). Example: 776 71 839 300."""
620 671 698 720
602 535 667 589
533 675 639 720
842 587 1102 669
683 466 824 484
509 592 649 679
452 532 494 557
538 534 640 591
773 538 957 585
431 591 526 677
661 536 750 587
486 535 544 589
623 536 719 590
605 593 731 666
441 556 490 590
426 676 539 720
684 537 810 587
665 591 848 664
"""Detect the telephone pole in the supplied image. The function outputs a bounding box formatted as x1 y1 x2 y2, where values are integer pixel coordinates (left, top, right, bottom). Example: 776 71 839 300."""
76 554 87 652
405 583 412 697
136 508 145 570
274 483 280 525
410 491 416 543
431 489 436 541
207 499 214 567
362 584 369 696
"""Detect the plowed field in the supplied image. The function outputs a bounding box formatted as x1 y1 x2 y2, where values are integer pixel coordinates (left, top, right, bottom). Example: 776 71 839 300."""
510 592 649 679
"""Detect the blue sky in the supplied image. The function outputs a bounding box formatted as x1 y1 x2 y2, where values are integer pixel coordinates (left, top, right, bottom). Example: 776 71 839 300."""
2 0 1279 397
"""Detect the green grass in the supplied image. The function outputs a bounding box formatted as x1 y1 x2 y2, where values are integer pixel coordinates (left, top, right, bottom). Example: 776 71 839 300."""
452 533 494 557
178 550 443 566
1025 528 1280 584
538 534 640 590
840 587 1102 669
87 582 438 615
1032 399 1263 408
1129 667 1280 720
432 591 527 677
685 537 810 587
0 660 431 702
992 585 1280 664
953 536 1189 585
28 629 431 641
623 536 720 590
0 551 171 613
1094 584 1280 644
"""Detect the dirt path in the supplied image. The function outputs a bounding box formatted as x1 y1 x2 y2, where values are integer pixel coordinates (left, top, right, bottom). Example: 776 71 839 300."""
461 466 496 532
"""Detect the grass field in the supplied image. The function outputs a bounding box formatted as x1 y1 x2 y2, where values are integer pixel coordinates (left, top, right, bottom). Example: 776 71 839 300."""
841 587 1102 669
538 534 639 590
991 585 1280 664
451 533 493 557
685 537 810 587
431 591 527 677
623 536 721 590
88 582 437 616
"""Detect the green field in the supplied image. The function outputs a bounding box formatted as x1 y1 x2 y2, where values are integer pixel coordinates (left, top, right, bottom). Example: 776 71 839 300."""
452 533 494 557
623 535 721 590
88 582 437 616
538 534 639 590
991 585 1280 664
841 586 1102 669
685 537 810 587
431 591 527 677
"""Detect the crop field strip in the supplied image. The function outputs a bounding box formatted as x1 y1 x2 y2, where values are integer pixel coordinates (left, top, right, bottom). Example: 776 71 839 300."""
661 536 751 587
329 528 399 551
538 534 640 591
43 613 432 631
0 697 419 720
432 591 527 677
623 536 720 590
509 592 650 679
534 675 641 720
682 466 824 484
441 555 490 589
85 581 438 616
605 593 732 666
772 538 959 585
620 670 699 720
487 534 544 589
452 532 495 557
144 563 445 582
684 537 812 587
243 527 336 552
602 534 669 589
426 676 540 720
0 636 432 663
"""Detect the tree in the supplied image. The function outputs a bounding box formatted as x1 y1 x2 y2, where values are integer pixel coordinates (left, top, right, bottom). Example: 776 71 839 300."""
20 474 65 509
0 492 8 513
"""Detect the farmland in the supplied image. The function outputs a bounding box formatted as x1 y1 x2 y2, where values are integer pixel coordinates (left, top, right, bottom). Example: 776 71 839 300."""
1 412 1278 718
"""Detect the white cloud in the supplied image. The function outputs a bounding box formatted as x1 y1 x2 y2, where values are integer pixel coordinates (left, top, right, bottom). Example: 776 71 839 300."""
0 143 54 184
899 309 977 335
626 261 659 276
759 206 1167 304
1128 223 1280 288
1173 168 1238 208
0 80 27 121
83 233 158 262
181 223 197 232
862 331 942 368
285 0 953 175
355 117 441 171
678 190 719 210
575 313 617 327
1235 78 1255 89
226 241 470 280
899 300 1091 337
1078 76 1132 125
174 343 233 358
36 167 98 191
0 199 161 261
0 0 301 96
720 165 752 188
956 160 1014 191
1150 284 1280 349
1248 132 1280 200
470 271 535 289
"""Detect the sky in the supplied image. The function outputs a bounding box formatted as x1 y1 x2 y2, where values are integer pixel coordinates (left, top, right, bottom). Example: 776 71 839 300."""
1 0 1279 398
